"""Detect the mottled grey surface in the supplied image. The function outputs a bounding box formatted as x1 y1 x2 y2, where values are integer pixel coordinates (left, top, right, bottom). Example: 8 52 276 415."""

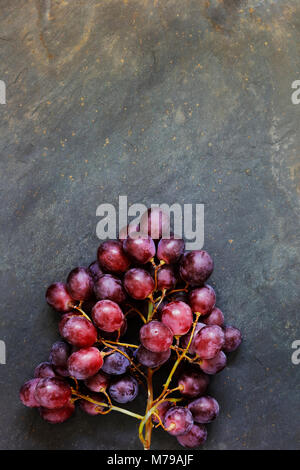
0 0 299 450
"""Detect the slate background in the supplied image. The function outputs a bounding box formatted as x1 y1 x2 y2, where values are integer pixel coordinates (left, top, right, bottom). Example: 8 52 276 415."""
0 0 299 450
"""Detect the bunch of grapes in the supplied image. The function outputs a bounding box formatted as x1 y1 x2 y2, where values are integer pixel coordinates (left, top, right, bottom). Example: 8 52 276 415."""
20 208 242 450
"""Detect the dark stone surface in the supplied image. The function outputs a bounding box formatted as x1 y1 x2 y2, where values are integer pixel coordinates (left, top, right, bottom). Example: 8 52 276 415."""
0 0 299 450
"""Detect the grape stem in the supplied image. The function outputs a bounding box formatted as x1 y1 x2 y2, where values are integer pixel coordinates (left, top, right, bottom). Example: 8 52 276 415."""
72 305 92 322
101 339 147 381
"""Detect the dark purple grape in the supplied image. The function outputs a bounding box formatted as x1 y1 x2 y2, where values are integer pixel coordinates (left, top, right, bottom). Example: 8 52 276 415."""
157 265 177 290
53 365 70 378
123 233 156 264
34 362 56 379
92 300 124 332
109 375 139 404
157 237 185 264
223 326 242 352
19 379 41 408
140 321 173 353
79 392 107 415
34 377 71 409
163 406 194 436
188 396 219 423
177 423 207 448
199 351 227 375
124 268 155 300
59 315 98 348
67 347 103 380
88 260 104 282
84 371 110 392
180 251 214 286
152 401 173 424
66 267 93 301
189 285 216 315
194 325 225 359
180 322 206 354
94 274 126 304
203 307 224 327
136 345 171 368
178 371 209 398
140 208 170 239
39 401 75 423
101 347 130 375
46 282 75 312
49 341 70 368
161 301 193 336
97 240 130 274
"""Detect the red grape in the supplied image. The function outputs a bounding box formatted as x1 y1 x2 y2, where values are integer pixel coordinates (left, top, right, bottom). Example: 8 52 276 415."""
34 362 56 379
67 347 103 380
157 237 185 264
157 265 177 290
136 345 171 368
189 285 216 315
34 377 71 409
46 282 75 312
66 267 93 301
39 401 75 423
140 207 170 239
59 315 98 348
199 351 227 375
178 371 209 398
92 300 124 333
163 406 194 436
88 260 104 282
180 322 206 354
123 233 156 264
161 301 193 336
223 326 242 352
194 325 225 359
109 375 139 404
101 347 130 375
97 240 130 274
58 312 80 333
124 268 154 300
79 393 107 415
187 396 219 423
203 307 224 327
119 223 139 240
179 250 213 286
152 400 172 424
19 379 41 408
177 423 207 448
140 321 173 353
84 371 110 392
94 274 126 304
49 341 70 368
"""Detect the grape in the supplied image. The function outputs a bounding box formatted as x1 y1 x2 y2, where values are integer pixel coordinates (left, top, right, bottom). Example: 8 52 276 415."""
203 307 224 327
180 322 206 354
169 290 188 303
136 345 171 368
49 341 70 368
223 326 242 352
34 377 71 409
46 282 75 312
140 207 170 239
161 301 193 336
140 321 173 353
58 312 80 334
59 315 97 348
157 237 185 264
66 267 93 301
109 375 139 404
67 347 103 380
94 274 126 304
199 351 227 375
84 371 110 392
88 260 104 282
39 401 75 423
99 317 127 340
194 325 225 359
123 233 156 264
19 379 41 408
178 371 209 398
119 223 140 241
92 300 124 333
187 396 219 424
53 366 70 378
179 250 213 286
123 268 155 300
163 406 194 436
34 362 56 379
101 347 130 375
177 423 207 448
189 285 216 315
152 401 172 424
97 240 130 274
79 392 107 415
157 265 177 290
